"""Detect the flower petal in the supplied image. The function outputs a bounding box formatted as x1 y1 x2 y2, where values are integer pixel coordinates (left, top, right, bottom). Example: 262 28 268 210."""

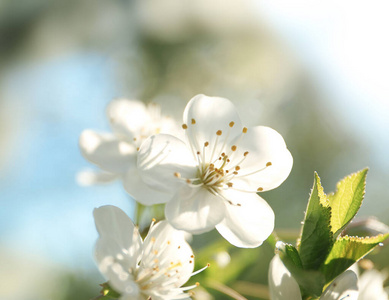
79 130 137 174
268 255 302 300
107 99 150 138
138 134 197 193
215 190 274 248
165 186 226 234
143 221 195 288
358 269 388 300
123 168 174 205
320 270 359 300
183 94 243 162
231 126 293 192
94 205 142 272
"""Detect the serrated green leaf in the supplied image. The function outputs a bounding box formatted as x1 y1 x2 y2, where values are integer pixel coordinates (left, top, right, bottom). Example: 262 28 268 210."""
329 169 368 237
277 242 325 297
322 233 389 283
100 282 120 299
298 172 333 270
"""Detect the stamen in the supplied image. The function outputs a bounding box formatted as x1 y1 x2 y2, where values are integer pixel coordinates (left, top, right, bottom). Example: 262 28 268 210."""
229 121 235 127
266 161 272 166
180 282 200 291
182 124 188 129
191 119 196 125
244 151 249 156
216 130 222 136
235 166 240 171
204 142 209 147
257 187 263 191
191 263 210 276
242 127 248 133
231 145 237 151
174 172 181 178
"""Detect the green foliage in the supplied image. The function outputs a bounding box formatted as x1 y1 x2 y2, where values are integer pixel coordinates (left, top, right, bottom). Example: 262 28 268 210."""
278 170 389 299
100 282 120 299
277 242 325 297
298 172 333 270
322 234 389 282
328 169 368 237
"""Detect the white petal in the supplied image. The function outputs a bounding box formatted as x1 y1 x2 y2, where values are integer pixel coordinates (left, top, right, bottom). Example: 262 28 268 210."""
138 134 197 193
215 191 274 248
94 206 142 272
79 130 137 174
358 270 388 300
165 186 226 234
76 169 119 186
143 220 195 288
123 167 174 205
268 255 302 300
320 270 359 300
231 126 293 192
183 94 243 162
107 98 150 137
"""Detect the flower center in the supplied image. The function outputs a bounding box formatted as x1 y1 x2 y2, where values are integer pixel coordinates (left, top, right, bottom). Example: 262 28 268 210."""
175 119 273 201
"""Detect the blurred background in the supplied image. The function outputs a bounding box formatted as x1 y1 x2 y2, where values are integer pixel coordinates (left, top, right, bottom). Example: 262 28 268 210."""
1 0 388 299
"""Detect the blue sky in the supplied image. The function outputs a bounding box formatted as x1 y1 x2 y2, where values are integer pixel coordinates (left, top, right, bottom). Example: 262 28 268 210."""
0 53 134 268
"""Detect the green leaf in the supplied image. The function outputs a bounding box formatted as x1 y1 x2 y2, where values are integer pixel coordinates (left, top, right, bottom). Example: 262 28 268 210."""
322 233 389 282
298 172 333 270
100 282 120 299
277 242 325 297
328 169 368 237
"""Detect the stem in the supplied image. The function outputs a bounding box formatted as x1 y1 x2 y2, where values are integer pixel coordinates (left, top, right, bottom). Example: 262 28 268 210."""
206 279 248 300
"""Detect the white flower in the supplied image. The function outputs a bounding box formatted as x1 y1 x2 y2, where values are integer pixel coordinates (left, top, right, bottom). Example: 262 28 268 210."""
79 99 178 205
94 205 205 300
137 94 293 248
268 255 359 300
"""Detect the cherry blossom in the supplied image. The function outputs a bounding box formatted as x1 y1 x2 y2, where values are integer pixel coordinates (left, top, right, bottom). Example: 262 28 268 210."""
138 94 293 247
79 99 178 204
94 205 206 300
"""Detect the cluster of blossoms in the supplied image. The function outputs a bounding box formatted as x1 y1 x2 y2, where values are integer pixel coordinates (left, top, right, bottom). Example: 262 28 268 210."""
81 94 381 299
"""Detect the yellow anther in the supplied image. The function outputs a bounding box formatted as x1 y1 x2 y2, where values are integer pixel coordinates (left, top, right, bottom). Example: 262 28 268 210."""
257 187 263 192
235 166 240 171
152 218 156 222
174 172 181 178
229 121 235 127
167 240 171 245
151 237 156 242
186 179 191 184
189 260 193 263
191 118 196 124
197 151 200 155
154 250 158 255
266 161 272 167
196 282 200 286
227 182 233 187
133 137 137 141
216 130 222 136
233 171 238 175
204 141 209 147
243 127 248 133
182 124 188 129
244 151 249 156
231 145 237 151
